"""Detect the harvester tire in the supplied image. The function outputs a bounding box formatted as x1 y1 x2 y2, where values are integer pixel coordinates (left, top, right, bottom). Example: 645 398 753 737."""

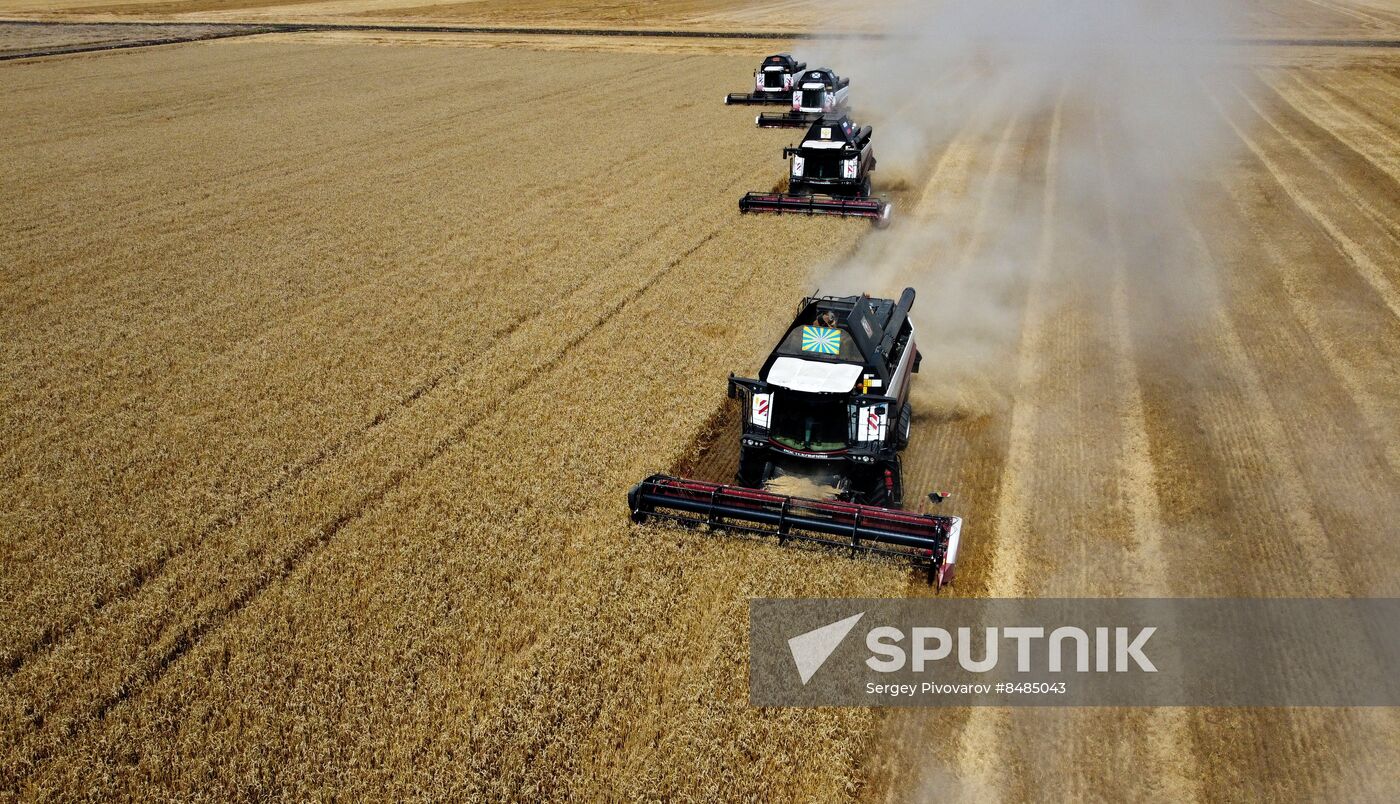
861 460 903 508
736 448 765 488
897 403 912 450
888 460 904 508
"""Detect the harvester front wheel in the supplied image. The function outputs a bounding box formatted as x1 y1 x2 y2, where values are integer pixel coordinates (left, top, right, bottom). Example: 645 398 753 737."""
860 460 903 508
896 403 912 450
886 461 904 508
736 447 766 488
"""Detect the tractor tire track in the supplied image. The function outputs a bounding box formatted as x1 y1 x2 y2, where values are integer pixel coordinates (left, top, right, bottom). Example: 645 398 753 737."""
863 107 1051 803
1 184 678 677
3 215 732 785
949 92 1063 803
4 51 773 776
1207 86 1400 318
1213 153 1400 473
0 24 277 60
1251 74 1400 243
0 51 736 673
1267 69 1400 184
1162 220 1386 801
459 233 902 799
1093 104 1202 802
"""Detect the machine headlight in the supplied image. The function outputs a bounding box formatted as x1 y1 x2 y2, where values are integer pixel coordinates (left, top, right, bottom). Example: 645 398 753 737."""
792 155 805 177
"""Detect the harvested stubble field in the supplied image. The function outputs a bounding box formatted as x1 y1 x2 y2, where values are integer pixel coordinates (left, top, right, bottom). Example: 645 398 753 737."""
2 6 1400 803
0 21 264 55
835 51 1400 801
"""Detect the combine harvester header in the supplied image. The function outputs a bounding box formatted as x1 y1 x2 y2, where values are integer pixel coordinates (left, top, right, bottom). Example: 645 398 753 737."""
739 191 890 224
629 475 962 587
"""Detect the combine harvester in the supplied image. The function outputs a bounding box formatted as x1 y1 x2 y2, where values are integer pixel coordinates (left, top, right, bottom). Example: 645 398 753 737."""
756 67 851 128
724 53 806 106
628 289 963 587
740 115 892 227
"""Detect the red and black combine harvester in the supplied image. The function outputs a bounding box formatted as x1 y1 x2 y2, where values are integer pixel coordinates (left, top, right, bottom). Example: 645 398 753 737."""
740 115 892 227
724 53 806 106
628 289 963 587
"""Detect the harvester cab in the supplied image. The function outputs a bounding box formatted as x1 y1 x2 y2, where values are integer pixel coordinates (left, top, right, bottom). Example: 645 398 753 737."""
729 288 920 507
756 67 850 128
786 116 876 198
725 53 807 105
627 288 964 588
740 115 892 226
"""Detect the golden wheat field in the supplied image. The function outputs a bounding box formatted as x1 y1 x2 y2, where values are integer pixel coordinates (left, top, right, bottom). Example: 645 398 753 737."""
3 0 1400 800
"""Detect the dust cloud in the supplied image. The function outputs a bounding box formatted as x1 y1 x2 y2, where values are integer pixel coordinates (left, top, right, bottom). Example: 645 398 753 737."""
803 0 1250 416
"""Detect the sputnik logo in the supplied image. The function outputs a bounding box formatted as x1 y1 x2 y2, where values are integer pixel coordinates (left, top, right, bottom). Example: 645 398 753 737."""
788 613 864 685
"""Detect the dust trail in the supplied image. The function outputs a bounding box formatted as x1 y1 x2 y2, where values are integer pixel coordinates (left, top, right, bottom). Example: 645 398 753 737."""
788 3 1251 799
800 0 1250 414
